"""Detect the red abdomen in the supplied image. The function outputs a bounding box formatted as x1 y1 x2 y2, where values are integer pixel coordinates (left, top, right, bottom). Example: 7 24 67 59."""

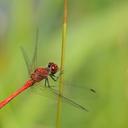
31 67 49 82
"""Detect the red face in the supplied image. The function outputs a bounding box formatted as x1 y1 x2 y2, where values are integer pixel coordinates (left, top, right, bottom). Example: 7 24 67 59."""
48 62 58 74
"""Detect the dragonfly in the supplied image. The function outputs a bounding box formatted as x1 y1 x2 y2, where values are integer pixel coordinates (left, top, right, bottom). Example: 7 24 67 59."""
0 28 96 111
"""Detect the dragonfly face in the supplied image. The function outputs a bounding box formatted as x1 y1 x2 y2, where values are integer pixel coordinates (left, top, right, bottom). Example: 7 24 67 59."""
48 62 59 75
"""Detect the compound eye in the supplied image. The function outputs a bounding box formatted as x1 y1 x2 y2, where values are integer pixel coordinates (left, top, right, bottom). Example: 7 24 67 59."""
51 64 58 74
51 65 55 71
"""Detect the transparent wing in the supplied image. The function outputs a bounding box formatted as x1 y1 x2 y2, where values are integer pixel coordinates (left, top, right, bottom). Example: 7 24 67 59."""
30 81 96 111
63 81 96 94
21 28 39 74
31 27 39 71
20 46 32 74
49 87 88 111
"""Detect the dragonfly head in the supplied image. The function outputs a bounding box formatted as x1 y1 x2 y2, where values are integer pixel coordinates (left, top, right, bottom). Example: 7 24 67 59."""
48 62 58 74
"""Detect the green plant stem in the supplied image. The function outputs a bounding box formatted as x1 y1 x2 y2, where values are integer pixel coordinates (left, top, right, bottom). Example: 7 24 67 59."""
56 0 67 128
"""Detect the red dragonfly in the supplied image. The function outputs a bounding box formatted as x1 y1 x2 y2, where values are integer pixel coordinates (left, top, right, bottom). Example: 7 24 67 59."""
0 28 95 111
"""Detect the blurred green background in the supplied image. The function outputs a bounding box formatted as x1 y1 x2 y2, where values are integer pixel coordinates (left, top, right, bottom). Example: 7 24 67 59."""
0 0 128 128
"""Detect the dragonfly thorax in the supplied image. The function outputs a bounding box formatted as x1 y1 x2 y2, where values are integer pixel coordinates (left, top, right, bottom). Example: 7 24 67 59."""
31 67 49 82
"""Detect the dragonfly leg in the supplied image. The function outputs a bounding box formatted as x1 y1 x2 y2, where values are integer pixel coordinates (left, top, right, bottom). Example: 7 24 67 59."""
44 79 47 87
50 70 64 81
45 78 50 88
50 74 57 81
